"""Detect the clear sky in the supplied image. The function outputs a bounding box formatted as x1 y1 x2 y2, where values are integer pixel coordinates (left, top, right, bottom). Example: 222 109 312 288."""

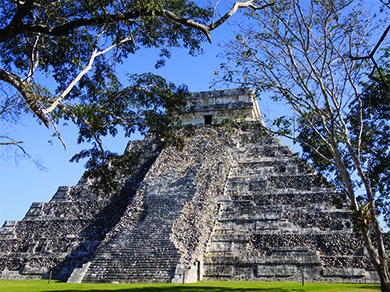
0 13 262 225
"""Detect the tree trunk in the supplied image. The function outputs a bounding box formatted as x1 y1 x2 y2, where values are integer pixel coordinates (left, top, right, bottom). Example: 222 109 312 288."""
351 154 390 292
379 269 390 292
337 143 390 292
360 225 390 292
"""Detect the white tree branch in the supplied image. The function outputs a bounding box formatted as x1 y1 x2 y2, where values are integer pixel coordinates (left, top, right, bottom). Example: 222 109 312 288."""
163 0 275 43
42 34 132 115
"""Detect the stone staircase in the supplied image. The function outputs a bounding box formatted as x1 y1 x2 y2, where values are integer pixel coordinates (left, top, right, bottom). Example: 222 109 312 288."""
203 131 381 283
81 127 233 283
83 216 182 283
81 175 194 283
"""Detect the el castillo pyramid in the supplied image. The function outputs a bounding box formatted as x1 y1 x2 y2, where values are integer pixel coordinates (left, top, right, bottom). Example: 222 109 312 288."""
0 88 387 283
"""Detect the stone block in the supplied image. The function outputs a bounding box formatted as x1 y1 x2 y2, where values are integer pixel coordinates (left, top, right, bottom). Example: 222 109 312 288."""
204 265 234 277
209 242 233 254
218 195 231 202
51 186 71 202
258 250 321 266
255 221 279 231
22 264 49 275
2 220 18 228
322 268 366 277
235 266 254 280
174 262 200 284
24 202 44 220
67 262 91 283
274 247 309 252
257 265 297 277
214 221 235 231
0 221 18 239
250 180 268 191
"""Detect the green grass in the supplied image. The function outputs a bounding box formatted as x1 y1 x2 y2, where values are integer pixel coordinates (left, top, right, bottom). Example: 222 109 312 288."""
0 280 381 292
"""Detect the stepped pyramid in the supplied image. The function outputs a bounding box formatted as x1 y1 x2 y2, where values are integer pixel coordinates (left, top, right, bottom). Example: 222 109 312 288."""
0 89 387 283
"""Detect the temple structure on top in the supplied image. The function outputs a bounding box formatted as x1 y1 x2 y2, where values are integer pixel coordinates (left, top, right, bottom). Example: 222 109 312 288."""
179 88 261 125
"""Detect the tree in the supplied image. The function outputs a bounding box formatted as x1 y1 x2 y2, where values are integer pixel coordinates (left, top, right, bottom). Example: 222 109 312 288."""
347 73 390 224
350 0 390 82
217 0 390 290
0 0 270 193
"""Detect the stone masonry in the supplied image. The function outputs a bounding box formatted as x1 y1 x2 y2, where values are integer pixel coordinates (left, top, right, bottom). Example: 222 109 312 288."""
202 129 389 283
0 88 388 283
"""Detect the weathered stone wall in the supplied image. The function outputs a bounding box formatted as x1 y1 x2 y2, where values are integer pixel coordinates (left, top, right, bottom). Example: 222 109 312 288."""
179 88 261 125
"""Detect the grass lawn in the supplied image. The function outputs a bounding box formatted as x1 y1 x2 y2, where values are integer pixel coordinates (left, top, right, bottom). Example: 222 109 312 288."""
0 280 381 292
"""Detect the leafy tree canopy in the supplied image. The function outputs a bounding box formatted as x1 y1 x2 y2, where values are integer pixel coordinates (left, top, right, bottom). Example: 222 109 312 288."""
0 0 266 193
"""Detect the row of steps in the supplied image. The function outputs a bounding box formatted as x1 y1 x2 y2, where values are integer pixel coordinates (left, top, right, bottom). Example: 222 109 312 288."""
82 127 234 283
82 212 183 282
203 134 376 283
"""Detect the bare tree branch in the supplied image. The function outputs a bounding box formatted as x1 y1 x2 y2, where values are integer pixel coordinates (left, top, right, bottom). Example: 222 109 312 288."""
0 137 23 146
350 21 390 81
42 33 133 115
162 1 275 43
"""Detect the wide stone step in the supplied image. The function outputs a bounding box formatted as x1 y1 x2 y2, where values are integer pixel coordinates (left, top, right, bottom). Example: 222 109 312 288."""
232 160 304 178
234 145 294 159
90 254 180 260
227 174 322 193
93 267 175 273
228 190 338 207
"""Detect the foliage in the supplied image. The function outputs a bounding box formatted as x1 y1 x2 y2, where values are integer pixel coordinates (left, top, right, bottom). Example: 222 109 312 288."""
296 72 390 227
218 0 373 202
0 0 263 194
349 74 390 224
